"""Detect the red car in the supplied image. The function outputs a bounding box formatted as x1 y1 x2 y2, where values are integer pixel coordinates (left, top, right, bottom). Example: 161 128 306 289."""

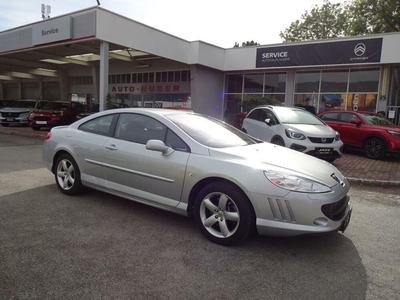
29 101 87 130
317 110 400 159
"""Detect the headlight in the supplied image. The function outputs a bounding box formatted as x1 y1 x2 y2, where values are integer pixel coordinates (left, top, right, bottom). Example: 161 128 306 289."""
264 170 331 193
285 128 306 140
335 131 341 141
388 130 400 137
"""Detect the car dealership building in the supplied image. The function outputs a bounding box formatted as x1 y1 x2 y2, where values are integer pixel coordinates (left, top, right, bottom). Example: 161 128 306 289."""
0 6 400 124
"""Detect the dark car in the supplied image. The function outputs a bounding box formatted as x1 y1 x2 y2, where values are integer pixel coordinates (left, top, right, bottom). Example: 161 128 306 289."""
28 101 87 130
76 103 130 120
317 110 400 159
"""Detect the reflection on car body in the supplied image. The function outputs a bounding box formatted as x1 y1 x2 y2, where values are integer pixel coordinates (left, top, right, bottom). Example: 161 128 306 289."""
43 108 352 245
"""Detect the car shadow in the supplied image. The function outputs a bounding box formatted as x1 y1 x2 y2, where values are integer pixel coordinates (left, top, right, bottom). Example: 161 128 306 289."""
0 185 367 300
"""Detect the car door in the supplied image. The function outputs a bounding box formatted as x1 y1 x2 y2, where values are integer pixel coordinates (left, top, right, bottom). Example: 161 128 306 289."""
72 114 119 187
244 108 276 142
102 113 190 208
337 112 364 146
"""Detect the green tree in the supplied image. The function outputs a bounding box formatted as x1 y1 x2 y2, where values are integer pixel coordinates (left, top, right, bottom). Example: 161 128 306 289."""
233 40 260 47
241 95 281 112
280 0 399 42
346 0 400 35
279 0 349 42
105 93 113 110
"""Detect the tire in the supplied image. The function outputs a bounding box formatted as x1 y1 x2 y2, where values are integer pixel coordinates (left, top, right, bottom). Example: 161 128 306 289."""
54 154 84 195
194 182 255 246
324 158 336 163
271 137 285 147
31 125 41 131
241 128 247 133
1 123 9 127
364 138 385 159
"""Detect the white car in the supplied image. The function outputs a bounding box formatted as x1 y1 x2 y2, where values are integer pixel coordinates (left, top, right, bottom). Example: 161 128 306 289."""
241 106 343 162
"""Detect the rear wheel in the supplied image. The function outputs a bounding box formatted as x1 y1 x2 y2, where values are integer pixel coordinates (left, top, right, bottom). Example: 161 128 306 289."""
364 138 385 159
54 154 84 195
194 182 255 246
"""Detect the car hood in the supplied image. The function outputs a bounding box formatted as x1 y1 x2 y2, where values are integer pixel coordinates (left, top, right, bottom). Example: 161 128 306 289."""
283 124 336 136
0 107 34 113
209 142 343 187
370 124 400 132
32 109 63 115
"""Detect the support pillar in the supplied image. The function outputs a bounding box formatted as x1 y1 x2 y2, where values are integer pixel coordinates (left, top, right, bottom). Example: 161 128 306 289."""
99 41 109 111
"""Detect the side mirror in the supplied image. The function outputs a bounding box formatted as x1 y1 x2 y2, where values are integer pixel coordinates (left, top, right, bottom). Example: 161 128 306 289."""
350 118 361 125
146 139 174 156
264 118 271 125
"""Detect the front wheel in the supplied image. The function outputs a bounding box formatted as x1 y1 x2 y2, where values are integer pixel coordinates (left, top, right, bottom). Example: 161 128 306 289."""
31 125 41 131
1 123 9 127
54 154 84 195
271 137 285 146
194 182 255 246
364 138 385 159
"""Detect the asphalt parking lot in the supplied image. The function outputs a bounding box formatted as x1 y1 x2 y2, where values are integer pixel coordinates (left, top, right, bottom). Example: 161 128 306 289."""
1 133 400 300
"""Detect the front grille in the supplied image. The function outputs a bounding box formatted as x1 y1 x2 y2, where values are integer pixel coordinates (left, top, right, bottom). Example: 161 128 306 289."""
321 196 349 221
33 116 51 121
308 137 334 144
1 112 20 118
268 198 296 222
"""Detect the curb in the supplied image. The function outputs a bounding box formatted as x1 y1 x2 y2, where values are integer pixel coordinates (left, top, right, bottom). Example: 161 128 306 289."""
347 177 400 187
0 128 47 139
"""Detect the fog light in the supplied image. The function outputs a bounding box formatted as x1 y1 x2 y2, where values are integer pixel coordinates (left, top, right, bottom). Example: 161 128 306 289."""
314 217 328 226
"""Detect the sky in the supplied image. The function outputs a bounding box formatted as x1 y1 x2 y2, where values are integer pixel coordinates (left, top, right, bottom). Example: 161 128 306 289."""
0 0 347 48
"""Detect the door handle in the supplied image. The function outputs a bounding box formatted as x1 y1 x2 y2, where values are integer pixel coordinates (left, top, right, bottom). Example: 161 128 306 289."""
105 144 118 150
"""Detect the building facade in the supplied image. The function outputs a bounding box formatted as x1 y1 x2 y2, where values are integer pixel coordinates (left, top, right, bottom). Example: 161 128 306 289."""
0 6 399 124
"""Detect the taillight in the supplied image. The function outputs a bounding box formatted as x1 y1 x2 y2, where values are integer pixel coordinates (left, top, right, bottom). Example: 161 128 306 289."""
45 132 52 140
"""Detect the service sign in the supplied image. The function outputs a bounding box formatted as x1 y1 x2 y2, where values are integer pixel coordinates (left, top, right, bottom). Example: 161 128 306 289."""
256 38 383 68
32 16 72 45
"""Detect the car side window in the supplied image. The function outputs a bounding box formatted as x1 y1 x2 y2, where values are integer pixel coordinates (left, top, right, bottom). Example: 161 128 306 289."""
79 114 117 136
320 112 339 121
115 113 167 144
340 113 360 123
247 109 261 121
265 110 278 125
165 129 190 152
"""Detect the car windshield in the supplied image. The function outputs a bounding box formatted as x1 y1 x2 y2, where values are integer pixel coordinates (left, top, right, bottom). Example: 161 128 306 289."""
42 102 69 110
359 113 394 125
167 113 257 148
275 108 324 125
10 101 37 108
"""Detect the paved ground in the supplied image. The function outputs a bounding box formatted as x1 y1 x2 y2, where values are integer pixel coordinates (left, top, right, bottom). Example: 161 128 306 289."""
1 124 399 185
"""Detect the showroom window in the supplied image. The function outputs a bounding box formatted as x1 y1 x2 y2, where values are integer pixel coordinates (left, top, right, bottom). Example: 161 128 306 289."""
224 72 287 122
294 68 380 113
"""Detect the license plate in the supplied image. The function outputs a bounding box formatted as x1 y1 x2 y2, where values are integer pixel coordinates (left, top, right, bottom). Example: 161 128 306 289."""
6 118 14 121
316 147 333 155
36 121 47 124
341 208 352 233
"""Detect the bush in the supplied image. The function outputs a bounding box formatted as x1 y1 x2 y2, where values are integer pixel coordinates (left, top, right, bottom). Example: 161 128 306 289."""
241 95 281 112
105 93 113 110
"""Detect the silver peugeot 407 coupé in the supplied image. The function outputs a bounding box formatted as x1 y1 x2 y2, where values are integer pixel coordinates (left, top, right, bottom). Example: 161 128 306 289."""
43 108 352 245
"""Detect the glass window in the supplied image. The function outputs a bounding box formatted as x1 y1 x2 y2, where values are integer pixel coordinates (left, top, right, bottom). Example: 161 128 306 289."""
143 73 148 83
167 114 256 148
349 69 380 92
165 129 189 152
319 112 340 121
174 71 181 82
321 70 348 92
132 73 137 83
225 74 243 93
161 72 168 82
182 71 189 81
115 114 166 144
244 74 264 93
79 114 116 136
346 94 377 112
156 72 162 83
149 72 155 83
265 73 286 93
295 72 320 93
138 73 143 83
168 71 174 82
340 112 360 123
